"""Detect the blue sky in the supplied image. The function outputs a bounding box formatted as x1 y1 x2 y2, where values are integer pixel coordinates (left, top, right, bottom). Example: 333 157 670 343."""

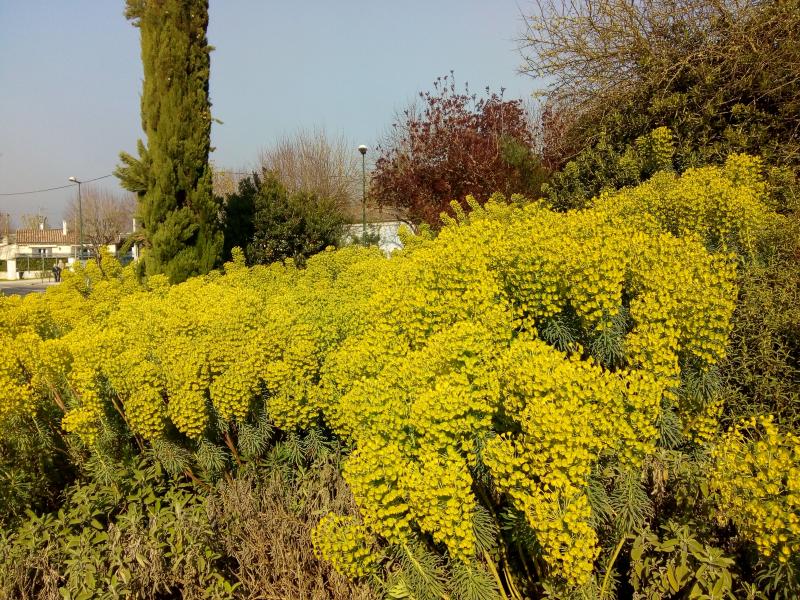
0 1 540 224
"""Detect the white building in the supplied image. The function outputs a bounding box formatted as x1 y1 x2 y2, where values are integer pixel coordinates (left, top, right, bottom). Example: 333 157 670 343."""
0 221 134 280
0 222 79 280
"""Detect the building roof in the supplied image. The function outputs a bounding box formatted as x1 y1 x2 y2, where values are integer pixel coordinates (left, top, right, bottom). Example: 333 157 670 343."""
15 228 79 245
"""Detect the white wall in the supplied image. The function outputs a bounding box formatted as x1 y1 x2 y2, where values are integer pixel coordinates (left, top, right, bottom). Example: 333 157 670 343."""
16 244 75 256
347 221 405 254
5 258 16 280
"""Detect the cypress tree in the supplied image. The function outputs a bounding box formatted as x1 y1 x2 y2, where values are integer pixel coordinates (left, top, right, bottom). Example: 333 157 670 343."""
115 0 222 283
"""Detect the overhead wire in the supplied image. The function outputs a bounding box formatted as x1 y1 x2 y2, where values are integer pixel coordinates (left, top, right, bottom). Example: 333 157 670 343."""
0 172 258 197
0 174 114 196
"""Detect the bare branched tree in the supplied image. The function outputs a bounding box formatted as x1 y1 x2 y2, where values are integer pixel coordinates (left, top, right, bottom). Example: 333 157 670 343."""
18 213 48 230
519 0 800 167
0 213 12 237
210 161 247 199
64 186 136 255
519 0 755 107
258 127 360 210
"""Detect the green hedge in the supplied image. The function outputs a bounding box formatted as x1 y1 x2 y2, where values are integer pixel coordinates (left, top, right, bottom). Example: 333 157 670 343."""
15 257 63 272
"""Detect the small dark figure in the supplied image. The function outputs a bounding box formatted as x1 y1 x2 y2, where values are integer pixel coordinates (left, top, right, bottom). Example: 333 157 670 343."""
52 265 61 282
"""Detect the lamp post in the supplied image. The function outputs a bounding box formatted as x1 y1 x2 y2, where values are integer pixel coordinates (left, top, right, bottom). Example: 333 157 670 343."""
358 145 367 246
68 176 84 261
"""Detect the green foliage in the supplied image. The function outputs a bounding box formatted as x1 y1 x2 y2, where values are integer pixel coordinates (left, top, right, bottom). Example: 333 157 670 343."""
590 0 800 178
0 413 74 529
221 170 347 266
234 406 273 460
247 171 346 266
450 560 501 600
755 557 800 600
609 468 652 537
380 519 503 600
386 543 448 600
498 135 550 199
543 127 676 211
219 174 257 262
347 224 383 248
0 434 376 600
719 216 800 428
630 524 736 599
0 459 236 600
115 0 222 283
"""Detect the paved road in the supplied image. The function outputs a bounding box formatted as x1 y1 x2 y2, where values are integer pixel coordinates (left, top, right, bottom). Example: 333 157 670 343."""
0 280 58 297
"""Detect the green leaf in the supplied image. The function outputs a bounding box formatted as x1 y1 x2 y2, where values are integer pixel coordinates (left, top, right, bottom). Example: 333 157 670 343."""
675 564 690 585
667 567 681 592
659 540 678 552
686 539 704 555
388 579 414 599
712 576 726 596
93 531 108 544
631 539 644 562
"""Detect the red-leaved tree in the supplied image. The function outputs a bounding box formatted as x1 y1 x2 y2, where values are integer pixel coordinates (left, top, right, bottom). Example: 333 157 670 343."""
372 74 546 226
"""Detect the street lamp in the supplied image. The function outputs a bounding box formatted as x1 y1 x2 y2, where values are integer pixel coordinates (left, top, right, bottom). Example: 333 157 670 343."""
358 145 367 246
68 176 84 260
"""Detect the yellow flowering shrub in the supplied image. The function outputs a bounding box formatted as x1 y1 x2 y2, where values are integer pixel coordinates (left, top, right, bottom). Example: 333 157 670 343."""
61 356 105 445
312 514 379 579
343 440 414 545
125 386 167 440
0 159 778 589
0 333 36 426
406 446 477 561
710 416 800 564
594 154 780 254
484 338 662 584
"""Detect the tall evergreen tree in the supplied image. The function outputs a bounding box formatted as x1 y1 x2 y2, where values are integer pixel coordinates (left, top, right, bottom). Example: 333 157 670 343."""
115 0 222 283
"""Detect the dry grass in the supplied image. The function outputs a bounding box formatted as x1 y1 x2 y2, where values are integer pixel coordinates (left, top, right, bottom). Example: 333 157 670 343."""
210 459 375 600
0 449 377 600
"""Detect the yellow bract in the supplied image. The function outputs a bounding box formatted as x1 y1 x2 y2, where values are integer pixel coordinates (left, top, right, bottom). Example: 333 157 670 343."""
711 416 800 563
312 514 378 579
0 157 776 588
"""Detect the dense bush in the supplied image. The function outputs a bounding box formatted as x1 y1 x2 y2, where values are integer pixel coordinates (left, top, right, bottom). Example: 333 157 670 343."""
523 0 800 210
717 214 800 430
1 460 235 600
541 127 677 211
1 156 795 597
221 170 347 266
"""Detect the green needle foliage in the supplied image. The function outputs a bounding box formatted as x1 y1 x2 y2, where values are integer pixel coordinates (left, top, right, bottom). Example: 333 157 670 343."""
116 0 223 283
